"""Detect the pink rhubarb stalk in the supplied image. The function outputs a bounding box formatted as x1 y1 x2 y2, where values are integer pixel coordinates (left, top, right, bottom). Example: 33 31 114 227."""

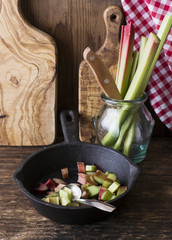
116 22 135 98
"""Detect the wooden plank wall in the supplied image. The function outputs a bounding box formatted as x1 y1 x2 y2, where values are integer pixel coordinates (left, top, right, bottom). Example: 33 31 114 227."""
1 0 171 138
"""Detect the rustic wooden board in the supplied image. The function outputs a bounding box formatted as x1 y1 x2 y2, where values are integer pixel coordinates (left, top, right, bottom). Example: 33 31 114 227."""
79 6 124 143
0 0 57 146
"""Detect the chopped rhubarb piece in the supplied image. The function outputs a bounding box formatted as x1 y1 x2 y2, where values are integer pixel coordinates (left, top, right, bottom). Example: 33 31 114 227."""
94 170 107 184
45 178 56 190
52 178 67 186
81 183 92 191
101 190 115 201
116 186 127 197
78 173 98 186
77 162 85 173
86 185 100 198
46 192 58 197
42 197 50 203
60 196 71 206
86 171 96 175
108 181 121 193
107 173 117 181
34 183 48 194
116 22 135 98
77 173 87 185
102 178 113 188
85 175 98 186
54 184 66 192
85 165 96 172
98 187 107 201
49 197 60 205
81 190 88 199
59 187 72 201
61 167 69 179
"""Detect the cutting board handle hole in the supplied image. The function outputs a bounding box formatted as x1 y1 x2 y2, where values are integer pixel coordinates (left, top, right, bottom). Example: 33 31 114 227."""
110 14 117 22
66 114 72 122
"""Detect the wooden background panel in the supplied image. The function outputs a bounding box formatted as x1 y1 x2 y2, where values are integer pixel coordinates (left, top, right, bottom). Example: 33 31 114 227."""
0 0 171 138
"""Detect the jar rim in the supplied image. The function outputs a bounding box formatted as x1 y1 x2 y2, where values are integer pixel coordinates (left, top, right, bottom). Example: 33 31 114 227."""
101 92 148 105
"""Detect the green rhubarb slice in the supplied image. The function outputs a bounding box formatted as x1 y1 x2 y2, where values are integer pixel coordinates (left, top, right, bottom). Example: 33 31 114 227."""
110 194 117 200
60 196 71 206
93 170 107 184
59 188 72 201
86 171 96 175
42 197 49 202
86 185 100 198
81 183 92 191
116 186 127 197
49 197 59 205
102 178 113 188
85 165 97 172
108 181 121 193
101 190 115 201
107 173 117 181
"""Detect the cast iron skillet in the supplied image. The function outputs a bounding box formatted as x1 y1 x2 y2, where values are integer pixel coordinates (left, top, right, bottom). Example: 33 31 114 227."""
13 110 140 224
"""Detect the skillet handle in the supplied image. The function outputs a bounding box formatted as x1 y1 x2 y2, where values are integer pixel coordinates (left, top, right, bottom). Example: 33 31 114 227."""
60 110 80 142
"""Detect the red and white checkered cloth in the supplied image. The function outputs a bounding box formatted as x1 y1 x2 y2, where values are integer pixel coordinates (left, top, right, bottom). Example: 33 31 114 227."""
121 0 172 131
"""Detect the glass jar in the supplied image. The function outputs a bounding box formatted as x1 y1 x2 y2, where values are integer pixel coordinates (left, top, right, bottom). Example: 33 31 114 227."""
93 92 155 164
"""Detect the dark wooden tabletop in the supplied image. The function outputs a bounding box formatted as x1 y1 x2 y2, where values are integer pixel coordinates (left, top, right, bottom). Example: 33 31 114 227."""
0 137 171 240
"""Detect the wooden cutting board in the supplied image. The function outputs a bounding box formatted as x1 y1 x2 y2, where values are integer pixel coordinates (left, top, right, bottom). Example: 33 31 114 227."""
79 6 124 143
0 0 57 146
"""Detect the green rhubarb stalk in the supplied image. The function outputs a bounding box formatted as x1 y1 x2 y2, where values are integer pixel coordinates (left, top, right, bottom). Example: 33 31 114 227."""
101 131 117 147
138 36 147 66
101 103 136 147
122 112 137 156
113 112 134 151
124 32 160 100
129 51 139 84
138 14 172 96
158 15 172 39
116 22 135 98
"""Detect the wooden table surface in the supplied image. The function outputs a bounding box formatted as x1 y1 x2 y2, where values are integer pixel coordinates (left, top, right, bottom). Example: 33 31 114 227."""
0 137 172 240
